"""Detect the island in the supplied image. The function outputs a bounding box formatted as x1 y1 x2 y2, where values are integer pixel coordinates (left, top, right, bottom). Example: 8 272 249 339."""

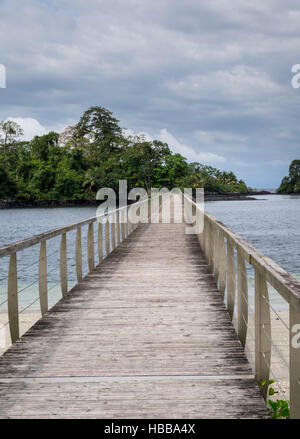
277 160 300 194
0 105 258 207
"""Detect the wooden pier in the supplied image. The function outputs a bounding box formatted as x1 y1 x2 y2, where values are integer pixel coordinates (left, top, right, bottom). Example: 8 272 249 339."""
0 197 270 419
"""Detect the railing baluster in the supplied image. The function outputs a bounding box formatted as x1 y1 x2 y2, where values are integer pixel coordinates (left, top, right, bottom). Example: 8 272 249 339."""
290 297 300 418
60 233 68 297
116 212 120 247
208 222 213 271
39 241 48 316
237 252 248 348
121 210 125 241
148 198 152 222
226 240 236 320
125 208 129 237
8 252 19 343
76 227 82 282
255 268 271 400
200 211 205 251
218 231 226 300
87 223 94 272
213 226 219 282
105 217 110 257
111 214 116 251
204 218 210 263
98 223 103 263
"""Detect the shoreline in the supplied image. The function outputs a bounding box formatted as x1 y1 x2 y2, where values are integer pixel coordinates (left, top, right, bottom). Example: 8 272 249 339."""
0 191 273 209
0 199 99 209
204 194 258 201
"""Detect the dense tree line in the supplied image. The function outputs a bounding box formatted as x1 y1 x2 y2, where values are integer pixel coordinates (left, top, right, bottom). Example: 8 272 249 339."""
277 160 300 194
0 106 250 201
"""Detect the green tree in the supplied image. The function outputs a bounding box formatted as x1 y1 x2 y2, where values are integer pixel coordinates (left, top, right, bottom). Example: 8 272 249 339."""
0 167 16 198
0 105 252 201
31 132 59 162
277 160 300 193
0 120 24 164
123 136 171 192
75 106 122 152
154 154 188 188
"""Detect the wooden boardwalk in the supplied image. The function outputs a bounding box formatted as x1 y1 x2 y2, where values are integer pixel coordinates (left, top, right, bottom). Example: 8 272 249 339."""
0 208 268 418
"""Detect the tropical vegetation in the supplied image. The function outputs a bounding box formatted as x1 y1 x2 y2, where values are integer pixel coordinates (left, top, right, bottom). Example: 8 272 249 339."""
0 106 251 201
277 160 300 194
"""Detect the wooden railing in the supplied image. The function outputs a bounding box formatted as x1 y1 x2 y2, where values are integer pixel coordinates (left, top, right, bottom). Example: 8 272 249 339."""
184 194 300 418
0 197 153 347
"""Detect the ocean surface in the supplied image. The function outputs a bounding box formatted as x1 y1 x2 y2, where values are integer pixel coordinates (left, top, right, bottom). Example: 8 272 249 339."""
205 194 300 311
205 194 300 276
0 194 299 313
0 206 99 312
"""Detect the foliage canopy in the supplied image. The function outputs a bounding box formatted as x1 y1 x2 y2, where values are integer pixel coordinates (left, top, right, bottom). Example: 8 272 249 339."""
277 160 300 193
0 106 251 201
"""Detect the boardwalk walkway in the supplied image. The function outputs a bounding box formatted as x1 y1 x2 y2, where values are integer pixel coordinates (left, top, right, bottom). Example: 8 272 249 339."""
0 204 268 418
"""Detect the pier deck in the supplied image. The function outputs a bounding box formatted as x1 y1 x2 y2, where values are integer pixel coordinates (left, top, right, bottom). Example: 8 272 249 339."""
0 214 268 419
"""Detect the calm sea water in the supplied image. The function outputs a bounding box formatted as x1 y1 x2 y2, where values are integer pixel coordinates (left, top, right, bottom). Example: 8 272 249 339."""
206 194 300 311
0 206 99 312
205 194 300 276
0 195 299 313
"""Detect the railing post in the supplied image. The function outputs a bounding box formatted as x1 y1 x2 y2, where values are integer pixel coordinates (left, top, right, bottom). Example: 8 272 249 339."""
204 218 209 263
148 198 152 222
8 252 19 343
226 240 236 320
218 231 226 300
237 252 248 348
290 297 300 418
121 210 125 241
105 217 110 257
255 268 271 400
76 227 82 282
98 223 103 263
116 212 120 247
198 210 205 251
125 208 129 237
208 222 213 271
39 241 48 316
111 214 116 251
213 226 219 283
60 232 68 297
87 223 94 272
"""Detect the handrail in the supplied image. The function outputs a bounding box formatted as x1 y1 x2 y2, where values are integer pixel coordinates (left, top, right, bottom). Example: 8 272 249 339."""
0 199 146 259
185 195 300 304
184 193 300 418
0 215 97 259
0 196 154 350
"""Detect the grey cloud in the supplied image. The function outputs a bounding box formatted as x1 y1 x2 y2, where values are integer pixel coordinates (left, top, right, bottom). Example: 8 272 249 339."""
0 0 300 187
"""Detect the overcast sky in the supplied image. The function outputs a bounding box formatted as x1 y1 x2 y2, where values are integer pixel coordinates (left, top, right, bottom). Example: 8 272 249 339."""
0 0 300 187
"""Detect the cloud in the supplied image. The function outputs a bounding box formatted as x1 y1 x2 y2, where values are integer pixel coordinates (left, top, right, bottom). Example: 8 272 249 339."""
124 127 227 165
5 117 71 140
158 129 226 164
6 117 47 140
0 0 300 186
164 66 283 103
